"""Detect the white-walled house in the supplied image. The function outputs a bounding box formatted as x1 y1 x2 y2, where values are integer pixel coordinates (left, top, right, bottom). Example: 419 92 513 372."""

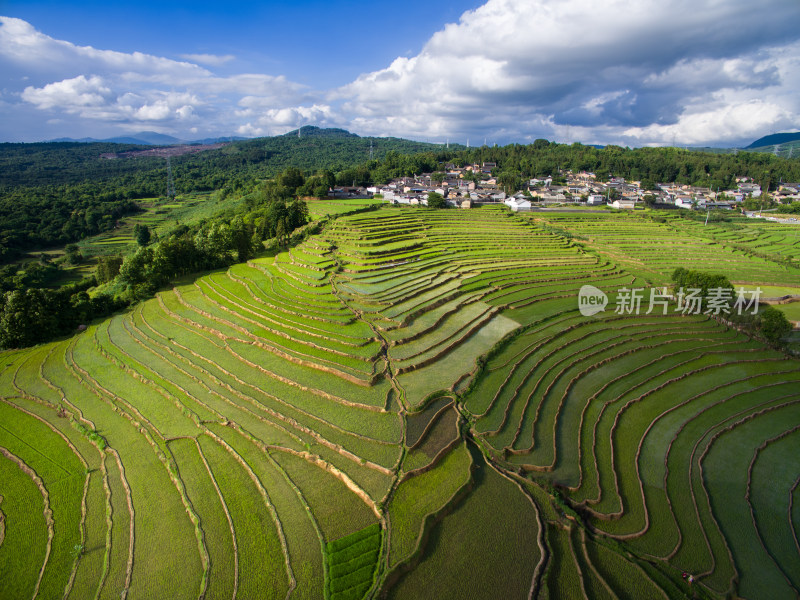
504 197 532 211
610 198 635 209
739 182 762 198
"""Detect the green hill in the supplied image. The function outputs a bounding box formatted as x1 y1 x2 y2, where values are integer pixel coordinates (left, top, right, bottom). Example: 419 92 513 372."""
283 125 360 138
745 131 800 149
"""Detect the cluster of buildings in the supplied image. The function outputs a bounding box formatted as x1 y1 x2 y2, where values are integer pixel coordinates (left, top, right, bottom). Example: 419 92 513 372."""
330 163 800 212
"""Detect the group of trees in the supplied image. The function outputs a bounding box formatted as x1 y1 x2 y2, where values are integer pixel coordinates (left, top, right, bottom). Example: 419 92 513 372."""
671 267 735 297
0 188 141 262
0 258 60 293
777 202 800 214
0 252 126 349
117 217 259 300
427 192 447 209
116 175 309 301
671 268 792 345
0 277 123 349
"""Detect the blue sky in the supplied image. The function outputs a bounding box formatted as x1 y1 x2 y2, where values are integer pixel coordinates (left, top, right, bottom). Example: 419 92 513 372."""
1 0 482 87
1 0 799 146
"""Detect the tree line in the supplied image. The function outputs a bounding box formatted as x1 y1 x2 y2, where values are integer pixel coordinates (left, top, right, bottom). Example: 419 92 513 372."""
0 274 124 349
0 169 312 349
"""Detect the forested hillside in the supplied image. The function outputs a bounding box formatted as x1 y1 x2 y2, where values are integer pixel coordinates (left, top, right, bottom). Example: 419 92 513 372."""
0 130 450 261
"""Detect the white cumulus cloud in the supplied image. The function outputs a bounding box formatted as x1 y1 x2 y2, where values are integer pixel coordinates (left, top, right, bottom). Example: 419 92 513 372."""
22 75 111 111
2 2 799 146
335 0 800 146
0 16 315 139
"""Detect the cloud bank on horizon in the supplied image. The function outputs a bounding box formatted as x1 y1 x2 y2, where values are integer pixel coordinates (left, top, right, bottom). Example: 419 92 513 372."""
1 0 799 147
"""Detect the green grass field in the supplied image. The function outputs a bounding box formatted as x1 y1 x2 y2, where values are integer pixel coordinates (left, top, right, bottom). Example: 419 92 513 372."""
776 301 800 321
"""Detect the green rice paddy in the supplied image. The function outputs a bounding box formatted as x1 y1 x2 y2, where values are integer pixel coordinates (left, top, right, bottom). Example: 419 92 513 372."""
1 205 798 599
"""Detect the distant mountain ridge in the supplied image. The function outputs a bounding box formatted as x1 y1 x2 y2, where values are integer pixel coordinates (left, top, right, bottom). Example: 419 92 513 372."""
43 128 800 152
48 127 363 146
745 131 800 149
48 131 248 146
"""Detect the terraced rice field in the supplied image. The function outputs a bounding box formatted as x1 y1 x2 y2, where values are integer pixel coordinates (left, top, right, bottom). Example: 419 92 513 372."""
1 205 798 599
672 217 800 264
306 198 384 220
76 192 231 259
530 211 800 285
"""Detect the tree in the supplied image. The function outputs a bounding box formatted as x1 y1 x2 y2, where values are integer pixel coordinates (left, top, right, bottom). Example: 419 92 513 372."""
96 255 123 284
275 219 288 247
118 247 156 299
64 244 83 265
228 216 256 262
427 192 447 209
643 194 657 207
134 224 151 246
278 167 305 194
640 177 657 191
758 306 791 345
287 200 310 230
498 171 521 194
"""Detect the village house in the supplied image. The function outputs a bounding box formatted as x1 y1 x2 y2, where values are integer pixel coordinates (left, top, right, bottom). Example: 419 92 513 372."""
540 191 568 203
611 198 636 209
504 196 532 211
327 187 373 199
381 168 765 214
586 194 606 206
704 200 733 210
739 182 762 198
